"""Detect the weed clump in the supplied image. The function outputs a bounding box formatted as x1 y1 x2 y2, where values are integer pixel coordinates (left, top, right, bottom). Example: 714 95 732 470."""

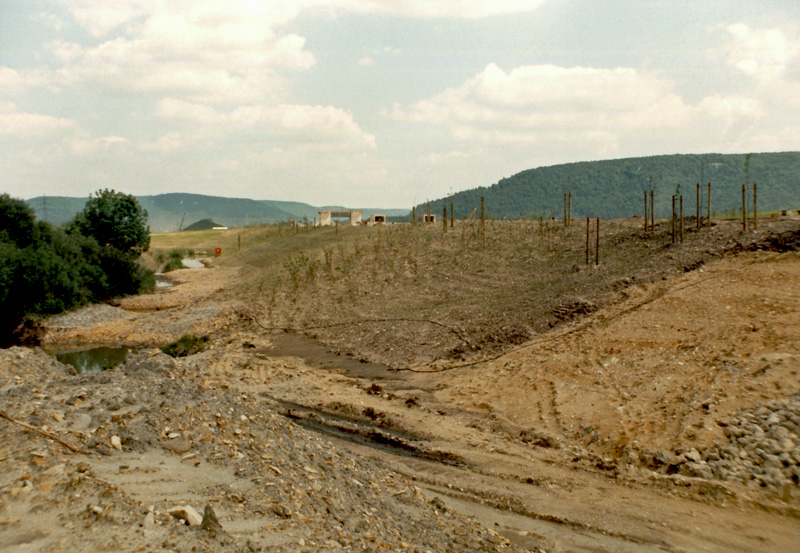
160 334 210 357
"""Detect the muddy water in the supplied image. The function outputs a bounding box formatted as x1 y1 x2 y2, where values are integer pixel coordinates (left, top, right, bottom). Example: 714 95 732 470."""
154 275 173 288
48 346 132 373
261 332 399 380
181 258 205 268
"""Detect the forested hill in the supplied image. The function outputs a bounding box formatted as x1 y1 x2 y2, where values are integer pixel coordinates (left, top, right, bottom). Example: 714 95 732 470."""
418 152 800 220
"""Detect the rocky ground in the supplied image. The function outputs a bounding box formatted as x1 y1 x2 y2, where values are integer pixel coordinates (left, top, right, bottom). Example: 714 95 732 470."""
3 217 800 552
0 347 519 553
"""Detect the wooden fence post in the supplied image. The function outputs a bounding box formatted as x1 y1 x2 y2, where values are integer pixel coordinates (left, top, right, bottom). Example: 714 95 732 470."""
586 217 590 265
742 184 747 232
671 195 676 243
595 218 600 266
427 202 431 224
696 183 700 229
568 192 572 228
412 206 416 225
481 196 486 249
753 183 757 231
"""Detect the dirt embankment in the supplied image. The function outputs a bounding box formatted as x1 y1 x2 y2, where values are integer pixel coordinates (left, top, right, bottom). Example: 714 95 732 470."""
243 218 800 370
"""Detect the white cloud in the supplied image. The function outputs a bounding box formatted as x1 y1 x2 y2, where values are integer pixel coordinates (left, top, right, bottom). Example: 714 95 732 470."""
390 62 777 163
325 0 546 19
0 102 76 136
358 57 376 67
138 133 182 153
157 98 376 151
391 63 696 140
50 2 315 104
0 67 27 96
62 0 545 37
57 0 161 37
724 24 800 80
0 67 52 96
420 151 470 164
65 135 130 155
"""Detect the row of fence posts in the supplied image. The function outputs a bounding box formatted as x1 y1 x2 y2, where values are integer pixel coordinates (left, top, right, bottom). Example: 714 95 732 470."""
409 182 760 264
414 196 599 263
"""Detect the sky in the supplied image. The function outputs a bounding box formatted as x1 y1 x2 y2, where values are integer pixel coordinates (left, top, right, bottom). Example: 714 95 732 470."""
1 1 799 208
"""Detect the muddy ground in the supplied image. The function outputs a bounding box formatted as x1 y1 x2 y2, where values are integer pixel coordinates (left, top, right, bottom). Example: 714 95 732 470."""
2 217 800 552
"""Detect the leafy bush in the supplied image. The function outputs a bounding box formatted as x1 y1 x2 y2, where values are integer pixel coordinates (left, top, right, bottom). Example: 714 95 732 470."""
160 334 210 357
0 192 154 346
162 258 184 273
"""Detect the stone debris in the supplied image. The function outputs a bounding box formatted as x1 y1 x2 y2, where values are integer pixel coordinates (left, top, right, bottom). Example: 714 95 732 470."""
200 504 223 535
0 346 524 552
647 394 800 491
167 505 203 526
703 395 800 489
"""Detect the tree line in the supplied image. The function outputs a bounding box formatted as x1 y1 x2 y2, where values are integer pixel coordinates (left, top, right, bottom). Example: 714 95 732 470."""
0 189 153 346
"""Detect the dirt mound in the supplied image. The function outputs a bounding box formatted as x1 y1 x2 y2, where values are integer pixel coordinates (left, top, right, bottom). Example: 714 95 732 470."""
183 218 225 231
0 347 519 552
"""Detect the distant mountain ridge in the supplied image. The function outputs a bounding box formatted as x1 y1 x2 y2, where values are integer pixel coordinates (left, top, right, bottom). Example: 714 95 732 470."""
26 193 406 232
26 152 800 230
417 152 800 220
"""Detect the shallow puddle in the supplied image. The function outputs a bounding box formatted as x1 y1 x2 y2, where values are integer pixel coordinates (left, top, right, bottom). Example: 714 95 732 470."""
155 276 173 288
48 346 133 374
181 258 205 268
261 332 397 380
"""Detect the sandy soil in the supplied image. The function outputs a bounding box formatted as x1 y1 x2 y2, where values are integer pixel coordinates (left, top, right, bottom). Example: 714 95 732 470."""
3 218 800 552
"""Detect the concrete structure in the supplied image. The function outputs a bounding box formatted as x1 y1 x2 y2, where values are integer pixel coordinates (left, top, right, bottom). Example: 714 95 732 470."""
369 214 386 225
319 210 363 226
423 214 436 223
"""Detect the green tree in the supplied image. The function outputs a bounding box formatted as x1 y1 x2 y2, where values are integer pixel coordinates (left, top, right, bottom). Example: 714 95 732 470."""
70 189 150 255
0 194 38 247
